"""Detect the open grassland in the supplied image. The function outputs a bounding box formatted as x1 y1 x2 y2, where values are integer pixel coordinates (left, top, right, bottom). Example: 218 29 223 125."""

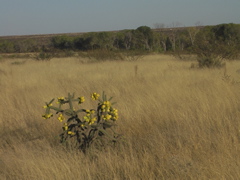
0 55 240 179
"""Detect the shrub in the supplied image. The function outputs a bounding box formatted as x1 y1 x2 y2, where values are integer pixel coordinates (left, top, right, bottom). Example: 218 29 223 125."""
122 50 146 61
42 92 122 153
85 49 124 61
35 51 53 61
197 55 225 68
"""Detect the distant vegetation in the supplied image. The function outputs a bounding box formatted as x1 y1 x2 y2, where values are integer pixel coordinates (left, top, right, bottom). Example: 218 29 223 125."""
0 23 240 67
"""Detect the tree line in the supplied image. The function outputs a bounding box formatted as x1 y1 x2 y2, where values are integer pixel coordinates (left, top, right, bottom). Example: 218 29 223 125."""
0 23 239 58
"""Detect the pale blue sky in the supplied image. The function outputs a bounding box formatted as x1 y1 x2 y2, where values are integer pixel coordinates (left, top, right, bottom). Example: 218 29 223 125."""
0 0 239 36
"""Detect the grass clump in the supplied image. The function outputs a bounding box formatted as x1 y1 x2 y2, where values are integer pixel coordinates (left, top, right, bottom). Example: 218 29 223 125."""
1 55 240 179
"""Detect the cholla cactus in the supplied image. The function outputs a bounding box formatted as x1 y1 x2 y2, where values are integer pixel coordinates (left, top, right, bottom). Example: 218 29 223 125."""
42 92 121 153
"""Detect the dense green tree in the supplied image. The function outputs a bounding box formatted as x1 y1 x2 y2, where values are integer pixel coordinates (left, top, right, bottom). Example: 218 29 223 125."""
165 37 172 51
212 23 240 43
0 40 15 53
113 31 125 49
194 24 240 59
123 30 134 50
96 32 114 49
135 26 153 50
51 35 74 50
74 36 95 50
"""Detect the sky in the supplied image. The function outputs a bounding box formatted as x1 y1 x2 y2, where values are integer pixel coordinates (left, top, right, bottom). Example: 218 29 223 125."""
0 0 239 36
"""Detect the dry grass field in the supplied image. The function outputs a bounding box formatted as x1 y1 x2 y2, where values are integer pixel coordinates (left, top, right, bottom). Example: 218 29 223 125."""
0 54 240 179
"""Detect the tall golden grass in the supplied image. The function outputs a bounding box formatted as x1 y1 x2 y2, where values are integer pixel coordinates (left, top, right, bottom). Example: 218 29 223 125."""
0 55 240 179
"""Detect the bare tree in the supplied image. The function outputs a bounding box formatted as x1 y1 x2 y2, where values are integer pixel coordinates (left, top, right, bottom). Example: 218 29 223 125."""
171 21 182 28
195 21 203 27
187 27 199 46
186 22 203 46
153 23 165 29
168 22 182 51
